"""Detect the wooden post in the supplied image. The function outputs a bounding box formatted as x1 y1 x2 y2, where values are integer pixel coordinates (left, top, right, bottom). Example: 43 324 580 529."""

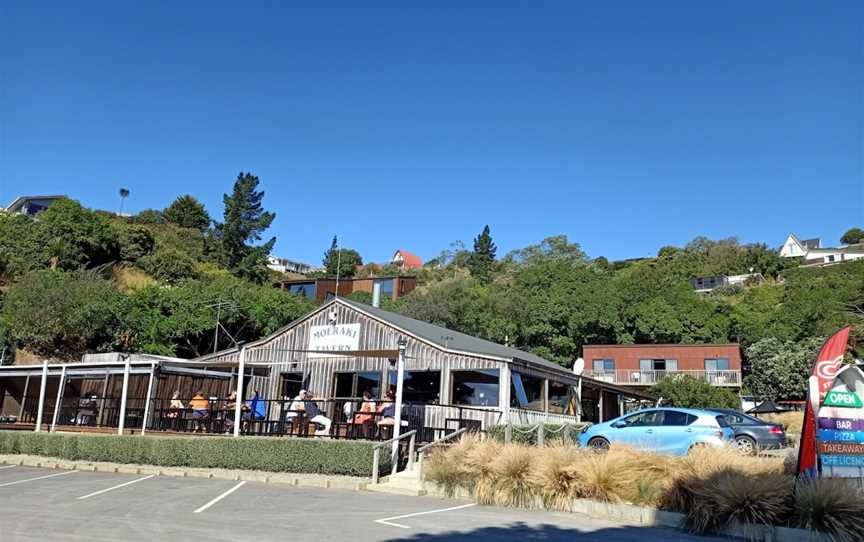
233 347 247 437
50 365 67 432
98 371 110 426
372 448 380 485
140 363 156 435
505 422 513 444
34 360 48 432
391 339 407 474
18 374 30 419
537 423 545 447
117 357 131 435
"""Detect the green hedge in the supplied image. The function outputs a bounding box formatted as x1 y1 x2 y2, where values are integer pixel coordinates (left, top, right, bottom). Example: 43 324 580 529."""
487 423 588 445
0 431 388 477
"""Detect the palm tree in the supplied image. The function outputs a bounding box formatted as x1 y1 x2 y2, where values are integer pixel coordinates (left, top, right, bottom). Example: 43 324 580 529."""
118 187 130 215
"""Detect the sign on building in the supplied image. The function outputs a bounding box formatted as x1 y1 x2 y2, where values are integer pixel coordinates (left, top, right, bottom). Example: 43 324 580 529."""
816 365 864 479
308 323 361 357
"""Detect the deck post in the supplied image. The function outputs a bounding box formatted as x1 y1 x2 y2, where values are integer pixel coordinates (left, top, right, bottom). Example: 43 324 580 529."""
233 347 247 438
390 339 407 473
34 360 48 432
140 362 156 435
117 356 131 435
50 365 67 432
598 390 604 423
18 374 30 419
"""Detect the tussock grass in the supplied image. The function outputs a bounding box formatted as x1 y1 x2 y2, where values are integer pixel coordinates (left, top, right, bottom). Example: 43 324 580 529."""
795 479 864 542
762 411 804 435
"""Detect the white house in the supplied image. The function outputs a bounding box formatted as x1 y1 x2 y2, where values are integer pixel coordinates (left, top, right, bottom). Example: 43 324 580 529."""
780 234 864 266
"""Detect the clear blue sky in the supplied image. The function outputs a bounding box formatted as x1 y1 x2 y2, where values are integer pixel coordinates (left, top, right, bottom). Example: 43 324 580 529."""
1 2 862 265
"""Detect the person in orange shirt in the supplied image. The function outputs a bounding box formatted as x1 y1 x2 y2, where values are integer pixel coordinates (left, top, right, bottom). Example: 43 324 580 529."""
189 391 209 432
352 391 377 438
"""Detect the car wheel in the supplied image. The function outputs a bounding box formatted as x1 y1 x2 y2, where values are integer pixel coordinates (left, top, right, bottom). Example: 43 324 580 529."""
734 436 757 456
588 437 610 451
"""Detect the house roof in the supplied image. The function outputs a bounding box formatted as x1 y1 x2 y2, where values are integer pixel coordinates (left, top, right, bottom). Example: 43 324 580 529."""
393 249 423 269
5 195 66 212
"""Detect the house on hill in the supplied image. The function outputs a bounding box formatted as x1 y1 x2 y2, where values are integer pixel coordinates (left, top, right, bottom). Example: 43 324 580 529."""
4 195 66 216
390 249 423 270
780 234 864 266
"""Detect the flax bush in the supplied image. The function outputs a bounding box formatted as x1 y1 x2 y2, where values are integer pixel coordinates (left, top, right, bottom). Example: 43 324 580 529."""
0 431 384 476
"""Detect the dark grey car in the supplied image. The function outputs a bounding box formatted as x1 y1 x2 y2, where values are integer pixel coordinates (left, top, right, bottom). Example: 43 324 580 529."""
707 408 787 455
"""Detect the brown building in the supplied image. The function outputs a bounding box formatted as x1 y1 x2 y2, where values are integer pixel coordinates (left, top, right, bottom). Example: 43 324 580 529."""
280 276 417 303
582 344 742 389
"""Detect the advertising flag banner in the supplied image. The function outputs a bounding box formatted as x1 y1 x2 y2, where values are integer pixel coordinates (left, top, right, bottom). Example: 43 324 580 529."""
796 327 851 478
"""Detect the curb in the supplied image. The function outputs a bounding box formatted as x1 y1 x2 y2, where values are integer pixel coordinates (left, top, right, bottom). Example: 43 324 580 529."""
0 456 369 493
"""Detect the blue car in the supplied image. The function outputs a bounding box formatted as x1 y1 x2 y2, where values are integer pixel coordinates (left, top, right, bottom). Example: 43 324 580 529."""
578 408 734 456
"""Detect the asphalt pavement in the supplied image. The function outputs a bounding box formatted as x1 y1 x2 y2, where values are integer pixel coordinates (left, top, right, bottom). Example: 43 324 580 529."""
0 465 728 541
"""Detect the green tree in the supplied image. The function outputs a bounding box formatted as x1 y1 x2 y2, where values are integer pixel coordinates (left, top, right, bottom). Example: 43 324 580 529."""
468 225 497 284
36 198 119 270
133 209 166 225
163 195 211 231
323 237 363 278
215 172 276 281
649 375 740 409
506 235 586 265
137 248 200 284
2 270 125 359
841 227 864 245
744 337 824 401
116 224 155 263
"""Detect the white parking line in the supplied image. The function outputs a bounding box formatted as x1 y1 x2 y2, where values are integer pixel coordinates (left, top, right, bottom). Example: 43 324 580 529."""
0 465 16 470
76 475 155 500
0 470 77 488
193 481 246 514
374 503 477 529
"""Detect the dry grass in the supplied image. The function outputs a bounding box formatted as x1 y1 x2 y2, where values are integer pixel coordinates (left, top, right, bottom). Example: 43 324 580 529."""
531 445 585 511
113 265 157 292
762 411 804 435
795 479 864 542
487 445 539 508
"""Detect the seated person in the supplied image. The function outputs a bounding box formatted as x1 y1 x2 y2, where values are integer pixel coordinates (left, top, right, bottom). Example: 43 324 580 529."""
224 391 251 432
167 391 185 419
189 391 209 432
302 391 331 437
351 391 377 437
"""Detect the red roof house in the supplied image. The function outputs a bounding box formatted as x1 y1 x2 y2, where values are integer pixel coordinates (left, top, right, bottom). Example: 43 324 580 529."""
391 249 423 270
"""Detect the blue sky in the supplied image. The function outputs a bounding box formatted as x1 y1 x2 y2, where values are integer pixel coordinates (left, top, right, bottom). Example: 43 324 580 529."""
1 2 862 265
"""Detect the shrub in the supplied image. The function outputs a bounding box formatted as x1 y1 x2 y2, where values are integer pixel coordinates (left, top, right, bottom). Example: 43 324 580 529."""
487 445 538 509
486 423 587 445
649 375 740 409
0 431 386 477
795 479 864 542
137 248 199 284
531 445 584 511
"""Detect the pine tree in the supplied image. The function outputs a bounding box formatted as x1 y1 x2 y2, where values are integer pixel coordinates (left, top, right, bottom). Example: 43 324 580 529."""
163 195 211 231
469 225 497 283
216 172 276 281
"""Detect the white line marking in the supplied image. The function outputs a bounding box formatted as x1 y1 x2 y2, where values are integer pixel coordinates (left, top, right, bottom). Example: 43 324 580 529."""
0 465 16 470
76 475 155 500
374 503 478 529
193 481 246 514
0 470 77 487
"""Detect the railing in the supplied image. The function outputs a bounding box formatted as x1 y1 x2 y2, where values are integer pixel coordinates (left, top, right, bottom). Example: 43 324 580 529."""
585 369 741 386
371 429 417 484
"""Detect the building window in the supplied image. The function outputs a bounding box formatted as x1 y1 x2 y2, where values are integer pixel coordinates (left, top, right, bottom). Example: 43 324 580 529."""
280 372 306 399
639 359 678 372
287 283 315 298
332 371 382 398
592 359 614 373
548 381 574 415
451 369 499 407
704 358 730 371
826 255 835 263
374 278 395 299
389 370 441 404
510 372 545 411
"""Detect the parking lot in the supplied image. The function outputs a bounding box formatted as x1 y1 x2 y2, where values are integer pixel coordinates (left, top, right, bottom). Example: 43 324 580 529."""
0 465 726 541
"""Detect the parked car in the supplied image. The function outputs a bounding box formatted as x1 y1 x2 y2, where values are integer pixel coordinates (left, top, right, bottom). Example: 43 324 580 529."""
706 408 787 456
578 408 734 456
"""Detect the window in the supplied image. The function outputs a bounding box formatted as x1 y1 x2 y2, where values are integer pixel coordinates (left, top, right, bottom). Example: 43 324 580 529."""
390 370 441 404
451 369 499 407
640 359 677 372
593 359 614 372
621 410 663 426
826 255 835 263
548 381 573 414
287 283 315 298
510 372 545 411
662 410 696 426
374 278 395 300
704 358 730 371
280 372 305 399
332 371 382 398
